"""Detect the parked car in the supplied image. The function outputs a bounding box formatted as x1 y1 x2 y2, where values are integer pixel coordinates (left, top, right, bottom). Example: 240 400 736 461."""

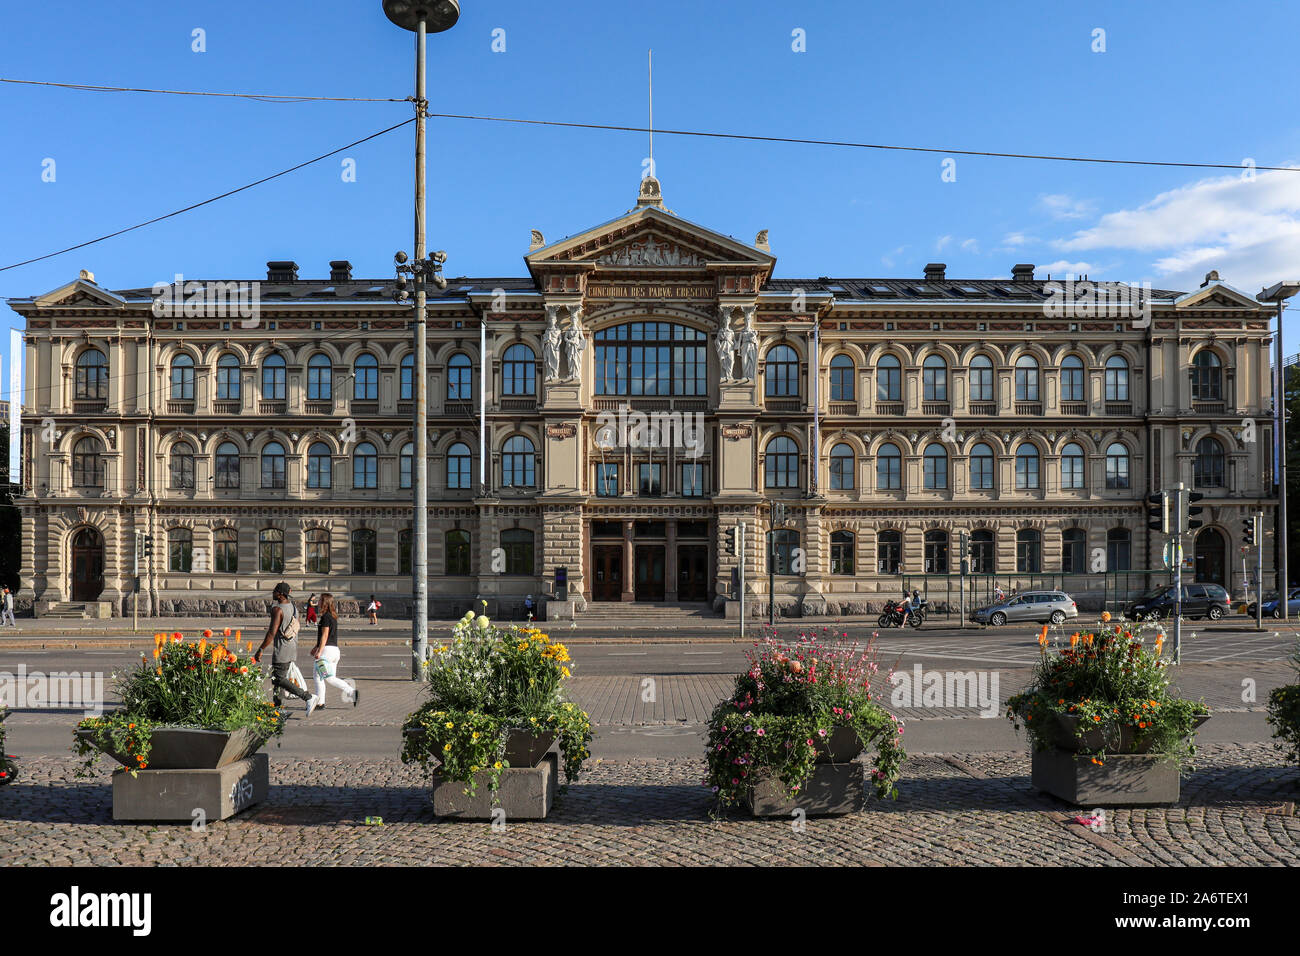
970 590 1078 627
1123 583 1231 621
1247 588 1300 619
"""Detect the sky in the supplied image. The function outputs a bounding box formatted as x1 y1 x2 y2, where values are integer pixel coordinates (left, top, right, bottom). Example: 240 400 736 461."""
3 0 1300 394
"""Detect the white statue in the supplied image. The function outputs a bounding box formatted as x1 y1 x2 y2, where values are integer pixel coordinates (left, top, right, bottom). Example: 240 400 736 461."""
715 308 736 381
541 306 562 382
738 308 759 382
562 307 586 382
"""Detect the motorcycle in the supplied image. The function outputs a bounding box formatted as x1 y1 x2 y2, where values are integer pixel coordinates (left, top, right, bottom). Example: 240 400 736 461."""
877 600 927 629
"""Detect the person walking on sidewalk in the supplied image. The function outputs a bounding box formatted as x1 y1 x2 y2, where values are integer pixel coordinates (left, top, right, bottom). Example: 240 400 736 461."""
310 593 358 708
0 588 15 627
305 593 318 625
252 582 319 715
366 594 381 625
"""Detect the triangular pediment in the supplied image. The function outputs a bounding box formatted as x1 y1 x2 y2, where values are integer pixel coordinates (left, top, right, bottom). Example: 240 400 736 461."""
526 205 775 276
33 278 126 310
1175 282 1262 310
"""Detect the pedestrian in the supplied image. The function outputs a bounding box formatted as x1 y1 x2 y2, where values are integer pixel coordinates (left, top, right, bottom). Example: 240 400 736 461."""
310 593 358 708
524 594 534 621
993 584 1005 603
366 594 381 625
305 593 318 625
252 582 319 716
0 587 14 627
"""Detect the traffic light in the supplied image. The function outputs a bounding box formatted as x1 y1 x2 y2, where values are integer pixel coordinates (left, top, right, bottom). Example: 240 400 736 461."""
1184 491 1205 531
1146 491 1170 534
143 535 153 557
1243 516 1257 547
725 526 737 556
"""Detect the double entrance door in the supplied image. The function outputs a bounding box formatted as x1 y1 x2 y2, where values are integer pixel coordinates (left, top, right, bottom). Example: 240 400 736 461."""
590 543 708 602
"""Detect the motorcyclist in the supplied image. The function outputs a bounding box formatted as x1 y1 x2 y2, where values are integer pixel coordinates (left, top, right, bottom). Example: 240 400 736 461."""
900 587 914 626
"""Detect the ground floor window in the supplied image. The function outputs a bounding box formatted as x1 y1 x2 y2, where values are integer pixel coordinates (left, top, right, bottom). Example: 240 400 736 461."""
830 530 854 575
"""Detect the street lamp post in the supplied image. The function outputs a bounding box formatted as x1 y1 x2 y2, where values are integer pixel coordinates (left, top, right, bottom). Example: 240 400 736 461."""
383 0 460 678
1259 281 1300 622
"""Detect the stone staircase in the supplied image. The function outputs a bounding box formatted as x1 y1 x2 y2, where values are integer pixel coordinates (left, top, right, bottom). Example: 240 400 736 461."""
575 602 723 626
36 601 113 619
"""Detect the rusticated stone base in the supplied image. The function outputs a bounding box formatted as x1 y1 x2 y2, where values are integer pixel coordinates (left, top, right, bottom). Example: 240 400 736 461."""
745 762 865 817
112 753 268 822
1031 748 1180 805
431 752 559 820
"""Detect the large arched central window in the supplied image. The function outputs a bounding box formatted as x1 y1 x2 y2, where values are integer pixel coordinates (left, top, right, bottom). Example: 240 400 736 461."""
594 322 706 396
76 349 108 400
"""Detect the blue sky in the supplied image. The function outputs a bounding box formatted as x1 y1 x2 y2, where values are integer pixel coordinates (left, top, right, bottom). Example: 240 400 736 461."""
3 0 1300 391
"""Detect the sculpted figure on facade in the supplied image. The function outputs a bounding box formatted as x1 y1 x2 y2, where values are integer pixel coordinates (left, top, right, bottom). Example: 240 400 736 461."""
738 307 759 382
541 305 562 382
715 306 737 381
563 306 586 382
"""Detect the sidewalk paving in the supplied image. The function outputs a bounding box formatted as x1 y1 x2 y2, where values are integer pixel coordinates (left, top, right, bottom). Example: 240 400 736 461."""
2 744 1295 865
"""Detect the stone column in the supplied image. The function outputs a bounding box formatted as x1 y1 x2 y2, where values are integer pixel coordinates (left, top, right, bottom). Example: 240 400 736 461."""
622 518 635 602
665 519 678 601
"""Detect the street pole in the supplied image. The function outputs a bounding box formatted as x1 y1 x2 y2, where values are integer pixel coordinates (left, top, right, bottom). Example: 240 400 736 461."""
767 502 776 628
1277 301 1289 621
958 530 966 630
738 521 745 641
1174 483 1184 664
1256 511 1264 632
132 531 140 631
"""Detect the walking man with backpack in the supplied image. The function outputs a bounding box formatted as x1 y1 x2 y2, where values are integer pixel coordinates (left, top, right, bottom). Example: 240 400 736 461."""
252 582 319 715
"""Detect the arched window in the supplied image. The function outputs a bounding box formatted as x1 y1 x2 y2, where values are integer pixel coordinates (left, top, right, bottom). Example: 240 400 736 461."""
765 345 799 397
1191 350 1222 401
168 528 192 573
1104 355 1130 402
260 441 286 489
1107 528 1131 572
594 322 706 396
764 436 799 488
501 528 534 575
353 353 378 401
830 354 855 402
1105 442 1130 489
923 444 948 490
969 442 995 490
770 529 801 575
215 442 240 489
502 435 535 488
969 354 994 403
216 353 241 401
170 354 195 400
922 355 948 402
353 442 378 489
307 442 332 489
876 354 902 402
399 528 413 575
72 436 104 488
830 530 854 575
305 528 330 574
214 528 238 574
1014 355 1040 402
258 528 284 573
446 442 471 490
400 354 415 401
445 529 471 575
1062 528 1086 573
262 353 286 400
75 349 108 401
876 442 902 490
971 529 995 573
1060 355 1085 403
1194 437 1226 488
169 442 195 490
924 529 949 573
307 354 333 401
877 530 902 574
448 353 472 401
829 443 855 490
351 529 377 574
1016 528 1042 573
399 442 414 490
1015 443 1040 490
1061 442 1086 490
502 344 536 396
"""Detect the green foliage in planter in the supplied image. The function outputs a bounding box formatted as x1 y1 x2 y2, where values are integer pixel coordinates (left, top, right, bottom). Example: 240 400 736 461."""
705 632 905 815
401 611 592 794
1006 621 1208 770
72 632 284 775
1266 642 1300 769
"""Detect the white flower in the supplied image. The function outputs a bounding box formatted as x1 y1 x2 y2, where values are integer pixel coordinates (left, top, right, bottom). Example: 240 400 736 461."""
476 615 490 629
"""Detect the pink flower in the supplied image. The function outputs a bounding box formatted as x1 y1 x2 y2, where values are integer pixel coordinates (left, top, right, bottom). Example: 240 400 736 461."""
756 728 765 736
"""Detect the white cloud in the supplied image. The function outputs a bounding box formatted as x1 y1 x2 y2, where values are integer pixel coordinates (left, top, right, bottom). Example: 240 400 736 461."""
936 235 952 251
1040 194 1096 220
960 238 980 253
1038 260 1095 276
881 245 907 269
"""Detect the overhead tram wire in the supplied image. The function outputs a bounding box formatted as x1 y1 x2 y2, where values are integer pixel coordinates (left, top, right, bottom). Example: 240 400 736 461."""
0 77 406 103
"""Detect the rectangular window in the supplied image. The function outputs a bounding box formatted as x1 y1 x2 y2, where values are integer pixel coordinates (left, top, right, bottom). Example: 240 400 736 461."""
680 462 705 497
638 463 662 496
595 463 619 497
215 536 238 574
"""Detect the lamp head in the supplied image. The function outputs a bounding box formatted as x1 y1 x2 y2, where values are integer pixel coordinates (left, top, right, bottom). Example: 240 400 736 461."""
382 0 460 32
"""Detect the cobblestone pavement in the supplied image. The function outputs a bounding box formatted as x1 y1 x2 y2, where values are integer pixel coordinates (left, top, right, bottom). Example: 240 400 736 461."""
1 744 1295 865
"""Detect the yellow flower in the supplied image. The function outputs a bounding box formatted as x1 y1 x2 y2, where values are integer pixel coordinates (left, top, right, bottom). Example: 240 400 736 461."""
443 743 452 752
493 761 502 769
445 721 454 729
561 667 571 678
471 732 479 740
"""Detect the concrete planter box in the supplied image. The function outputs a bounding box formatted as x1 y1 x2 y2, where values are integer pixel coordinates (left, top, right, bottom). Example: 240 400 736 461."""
112 753 268 822
745 762 864 817
813 726 863 763
432 752 559 820
404 727 556 768
1031 749 1182 805
77 726 266 770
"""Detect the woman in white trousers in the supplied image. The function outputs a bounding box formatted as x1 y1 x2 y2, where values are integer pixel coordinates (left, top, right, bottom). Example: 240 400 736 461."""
310 593 358 708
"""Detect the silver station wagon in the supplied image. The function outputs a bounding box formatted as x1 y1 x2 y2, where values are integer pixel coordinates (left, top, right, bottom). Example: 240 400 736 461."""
971 590 1078 626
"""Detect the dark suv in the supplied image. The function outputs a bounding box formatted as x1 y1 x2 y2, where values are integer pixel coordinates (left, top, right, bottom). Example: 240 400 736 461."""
1124 583 1231 622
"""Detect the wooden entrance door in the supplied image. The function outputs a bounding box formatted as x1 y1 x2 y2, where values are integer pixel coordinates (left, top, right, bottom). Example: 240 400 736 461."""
634 545 665 601
677 545 708 601
71 527 104 601
592 545 623 601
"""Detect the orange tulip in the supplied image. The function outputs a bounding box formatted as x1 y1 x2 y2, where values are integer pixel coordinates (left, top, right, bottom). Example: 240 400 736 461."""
1070 634 1079 648
203 629 213 639
1101 611 1111 623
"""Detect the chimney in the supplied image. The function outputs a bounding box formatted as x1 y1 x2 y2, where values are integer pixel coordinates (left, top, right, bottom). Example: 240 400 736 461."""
1011 263 1035 283
924 263 946 282
329 260 353 282
1201 270 1220 288
266 260 299 282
